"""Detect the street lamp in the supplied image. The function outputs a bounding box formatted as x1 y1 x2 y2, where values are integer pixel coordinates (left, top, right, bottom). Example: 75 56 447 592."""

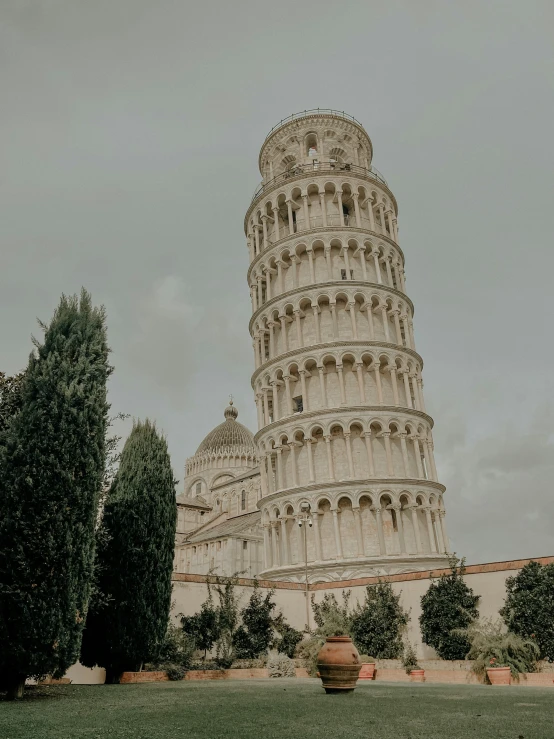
297 502 312 631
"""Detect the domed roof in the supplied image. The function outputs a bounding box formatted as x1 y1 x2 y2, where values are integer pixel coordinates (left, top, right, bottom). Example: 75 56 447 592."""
195 401 256 456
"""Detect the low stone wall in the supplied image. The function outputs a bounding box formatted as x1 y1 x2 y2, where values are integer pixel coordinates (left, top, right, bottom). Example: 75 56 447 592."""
185 669 228 680
119 667 311 683
372 660 554 686
374 669 553 686
185 667 309 680
120 671 169 684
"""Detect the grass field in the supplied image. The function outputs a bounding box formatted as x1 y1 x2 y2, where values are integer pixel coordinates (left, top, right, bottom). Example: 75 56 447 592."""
1 679 554 739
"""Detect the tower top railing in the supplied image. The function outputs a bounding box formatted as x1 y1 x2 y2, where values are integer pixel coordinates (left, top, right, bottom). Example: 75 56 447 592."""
250 160 388 205
262 109 366 144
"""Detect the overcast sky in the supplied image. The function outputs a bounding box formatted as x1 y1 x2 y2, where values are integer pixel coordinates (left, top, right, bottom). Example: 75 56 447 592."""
1 0 553 565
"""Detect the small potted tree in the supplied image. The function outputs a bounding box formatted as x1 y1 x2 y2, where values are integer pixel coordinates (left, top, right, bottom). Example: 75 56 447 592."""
463 619 539 685
402 642 424 682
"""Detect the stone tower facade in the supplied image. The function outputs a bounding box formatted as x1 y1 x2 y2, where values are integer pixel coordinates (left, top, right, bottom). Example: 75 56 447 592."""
245 110 450 582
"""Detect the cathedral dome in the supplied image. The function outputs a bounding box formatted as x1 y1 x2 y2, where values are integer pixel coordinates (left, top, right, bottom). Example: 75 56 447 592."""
195 401 256 456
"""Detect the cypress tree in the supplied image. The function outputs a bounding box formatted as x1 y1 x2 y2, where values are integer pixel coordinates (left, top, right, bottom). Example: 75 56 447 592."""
0 371 25 435
81 420 176 680
0 291 109 699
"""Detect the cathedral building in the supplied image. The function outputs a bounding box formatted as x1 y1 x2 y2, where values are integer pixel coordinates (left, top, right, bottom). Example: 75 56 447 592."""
174 110 450 583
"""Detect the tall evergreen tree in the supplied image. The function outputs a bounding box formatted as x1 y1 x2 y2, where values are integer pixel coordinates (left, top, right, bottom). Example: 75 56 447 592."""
0 371 25 435
350 582 410 658
81 420 176 680
419 557 480 659
500 561 554 662
0 291 109 699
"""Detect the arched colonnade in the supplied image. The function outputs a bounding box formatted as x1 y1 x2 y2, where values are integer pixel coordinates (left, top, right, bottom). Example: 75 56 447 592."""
254 349 425 429
249 237 405 311
261 489 448 570
258 416 438 496
246 180 398 260
252 287 415 368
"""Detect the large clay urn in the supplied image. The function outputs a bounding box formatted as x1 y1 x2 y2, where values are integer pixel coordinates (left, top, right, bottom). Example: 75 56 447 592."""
316 636 361 693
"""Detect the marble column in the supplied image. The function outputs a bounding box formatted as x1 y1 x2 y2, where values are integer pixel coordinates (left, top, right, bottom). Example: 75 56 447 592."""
332 509 343 558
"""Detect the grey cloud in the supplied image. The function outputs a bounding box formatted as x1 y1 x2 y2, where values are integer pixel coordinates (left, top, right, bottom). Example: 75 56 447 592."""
1 0 553 563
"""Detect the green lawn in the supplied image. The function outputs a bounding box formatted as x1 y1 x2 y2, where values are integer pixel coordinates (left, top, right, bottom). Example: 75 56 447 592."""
1 679 553 739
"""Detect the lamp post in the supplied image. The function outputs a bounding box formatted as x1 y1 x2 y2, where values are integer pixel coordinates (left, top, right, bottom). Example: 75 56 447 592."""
297 502 312 631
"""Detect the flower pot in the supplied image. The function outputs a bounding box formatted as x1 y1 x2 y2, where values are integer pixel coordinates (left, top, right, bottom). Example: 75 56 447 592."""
359 663 376 680
486 667 511 685
316 636 361 693
410 669 425 683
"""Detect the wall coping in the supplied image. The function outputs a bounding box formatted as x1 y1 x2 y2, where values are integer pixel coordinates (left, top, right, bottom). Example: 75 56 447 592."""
172 555 554 592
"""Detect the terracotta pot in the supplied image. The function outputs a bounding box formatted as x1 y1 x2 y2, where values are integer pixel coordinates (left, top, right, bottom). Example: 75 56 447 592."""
316 636 361 693
359 663 376 680
410 669 425 683
486 667 511 685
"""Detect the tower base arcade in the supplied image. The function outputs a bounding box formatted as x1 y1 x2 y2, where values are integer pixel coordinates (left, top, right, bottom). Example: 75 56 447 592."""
263 553 450 584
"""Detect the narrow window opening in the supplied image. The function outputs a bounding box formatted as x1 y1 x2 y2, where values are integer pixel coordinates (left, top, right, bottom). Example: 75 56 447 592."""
342 204 350 226
293 395 303 413
422 455 428 480
241 490 246 511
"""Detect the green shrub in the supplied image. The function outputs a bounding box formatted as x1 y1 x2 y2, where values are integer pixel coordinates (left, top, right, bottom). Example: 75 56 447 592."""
189 662 222 671
165 665 186 681
233 582 276 659
181 593 220 660
267 650 296 678
312 591 352 636
500 561 554 662
358 654 375 663
296 636 324 677
183 577 301 663
419 557 480 660
461 620 539 683
271 614 303 659
350 582 409 658
401 642 421 674
156 624 195 669
230 657 267 669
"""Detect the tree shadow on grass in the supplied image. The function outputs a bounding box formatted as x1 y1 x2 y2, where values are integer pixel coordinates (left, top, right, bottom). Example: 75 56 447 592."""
0 686 68 703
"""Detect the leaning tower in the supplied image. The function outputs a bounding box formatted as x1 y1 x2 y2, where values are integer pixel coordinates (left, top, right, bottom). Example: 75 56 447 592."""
245 110 450 582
